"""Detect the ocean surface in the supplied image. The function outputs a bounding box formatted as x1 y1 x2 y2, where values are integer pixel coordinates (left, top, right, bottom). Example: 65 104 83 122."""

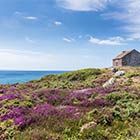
0 71 68 84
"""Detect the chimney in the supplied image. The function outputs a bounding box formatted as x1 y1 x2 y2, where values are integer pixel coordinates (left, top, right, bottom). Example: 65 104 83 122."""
122 51 126 53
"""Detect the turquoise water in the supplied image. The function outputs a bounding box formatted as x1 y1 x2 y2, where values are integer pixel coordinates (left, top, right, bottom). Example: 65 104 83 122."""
0 71 67 84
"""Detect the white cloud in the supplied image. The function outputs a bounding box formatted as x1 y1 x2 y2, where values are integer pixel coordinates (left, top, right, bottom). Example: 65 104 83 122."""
0 49 103 70
63 37 74 43
102 0 140 39
127 33 140 41
57 0 112 11
0 49 56 70
13 11 38 21
89 36 125 45
54 21 62 26
57 0 140 40
24 16 38 20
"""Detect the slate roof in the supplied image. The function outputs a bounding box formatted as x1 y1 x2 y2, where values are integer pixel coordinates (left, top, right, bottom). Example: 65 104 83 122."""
113 50 132 60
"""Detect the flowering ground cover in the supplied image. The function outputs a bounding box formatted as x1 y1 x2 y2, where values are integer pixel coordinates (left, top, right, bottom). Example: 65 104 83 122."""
0 67 140 140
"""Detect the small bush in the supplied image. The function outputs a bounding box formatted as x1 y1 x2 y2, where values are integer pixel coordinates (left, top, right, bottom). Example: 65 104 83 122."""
125 72 140 78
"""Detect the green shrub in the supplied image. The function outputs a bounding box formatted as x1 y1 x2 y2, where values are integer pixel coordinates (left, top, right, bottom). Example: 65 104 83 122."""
80 128 108 140
106 92 137 104
58 68 102 81
125 72 140 78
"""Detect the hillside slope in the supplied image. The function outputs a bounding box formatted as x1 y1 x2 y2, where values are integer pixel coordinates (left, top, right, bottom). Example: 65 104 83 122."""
0 67 140 140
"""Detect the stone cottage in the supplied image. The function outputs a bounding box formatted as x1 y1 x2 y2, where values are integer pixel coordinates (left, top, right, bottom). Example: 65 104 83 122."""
113 49 140 67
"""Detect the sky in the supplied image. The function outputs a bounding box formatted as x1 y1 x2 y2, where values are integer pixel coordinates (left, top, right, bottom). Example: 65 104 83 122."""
0 0 140 70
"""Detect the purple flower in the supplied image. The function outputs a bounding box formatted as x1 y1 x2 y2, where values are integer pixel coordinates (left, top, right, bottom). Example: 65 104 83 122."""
14 116 24 125
80 100 91 107
8 86 15 92
63 89 93 105
32 103 57 117
92 98 110 107
58 106 82 119
0 93 22 101
0 113 14 121
0 103 2 108
0 89 7 94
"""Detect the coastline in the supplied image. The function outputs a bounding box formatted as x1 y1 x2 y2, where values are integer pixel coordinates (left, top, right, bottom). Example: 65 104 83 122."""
0 70 69 84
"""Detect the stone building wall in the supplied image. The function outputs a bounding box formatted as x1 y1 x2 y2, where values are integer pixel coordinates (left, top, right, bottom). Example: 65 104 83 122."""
113 59 122 67
122 50 140 66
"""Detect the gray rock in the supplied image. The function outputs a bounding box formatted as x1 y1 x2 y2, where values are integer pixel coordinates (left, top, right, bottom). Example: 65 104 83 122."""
103 78 115 88
80 121 97 132
114 71 125 77
111 67 118 73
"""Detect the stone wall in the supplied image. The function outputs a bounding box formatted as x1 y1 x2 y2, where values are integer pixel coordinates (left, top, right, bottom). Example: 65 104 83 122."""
122 50 140 66
113 59 122 67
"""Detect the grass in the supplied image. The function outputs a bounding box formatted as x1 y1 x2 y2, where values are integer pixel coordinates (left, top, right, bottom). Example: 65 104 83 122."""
0 67 140 140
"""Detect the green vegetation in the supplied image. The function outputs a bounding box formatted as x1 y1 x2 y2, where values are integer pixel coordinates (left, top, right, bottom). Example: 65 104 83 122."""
0 67 140 140
29 68 108 89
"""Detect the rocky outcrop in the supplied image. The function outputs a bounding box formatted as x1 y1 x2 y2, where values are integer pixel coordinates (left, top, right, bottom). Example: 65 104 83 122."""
103 78 115 88
114 71 125 77
103 70 125 88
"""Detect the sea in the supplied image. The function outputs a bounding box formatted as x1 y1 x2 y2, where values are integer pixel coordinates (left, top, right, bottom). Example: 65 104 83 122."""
0 71 68 84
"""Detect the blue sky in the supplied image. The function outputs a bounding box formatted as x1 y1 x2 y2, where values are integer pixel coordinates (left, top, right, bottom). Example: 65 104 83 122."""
0 0 140 70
